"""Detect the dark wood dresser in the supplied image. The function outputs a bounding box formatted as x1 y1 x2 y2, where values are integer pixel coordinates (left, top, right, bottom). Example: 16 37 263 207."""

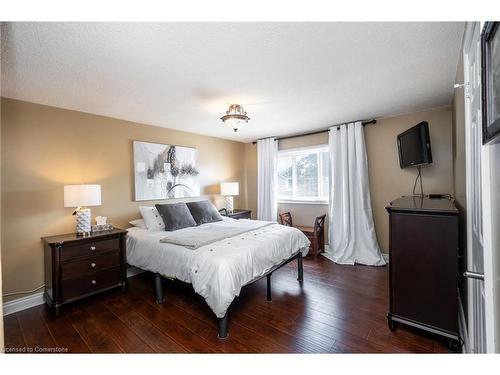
386 197 459 346
42 228 127 315
219 208 252 220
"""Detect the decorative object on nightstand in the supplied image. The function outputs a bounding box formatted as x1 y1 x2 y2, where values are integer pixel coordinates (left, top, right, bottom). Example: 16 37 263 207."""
92 216 113 232
42 228 127 316
95 216 107 225
219 208 252 220
64 184 102 236
220 182 239 215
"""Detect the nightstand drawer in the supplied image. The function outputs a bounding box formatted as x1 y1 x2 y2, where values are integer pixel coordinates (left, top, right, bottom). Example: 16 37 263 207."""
61 267 122 301
61 237 120 262
43 229 127 315
61 251 121 280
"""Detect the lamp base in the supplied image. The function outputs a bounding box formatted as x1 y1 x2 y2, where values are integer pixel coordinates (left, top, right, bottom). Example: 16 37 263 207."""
76 208 92 235
225 196 234 215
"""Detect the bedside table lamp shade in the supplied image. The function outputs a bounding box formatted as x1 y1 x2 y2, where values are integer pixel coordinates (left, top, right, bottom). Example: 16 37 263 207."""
64 184 101 207
64 184 101 235
220 182 239 215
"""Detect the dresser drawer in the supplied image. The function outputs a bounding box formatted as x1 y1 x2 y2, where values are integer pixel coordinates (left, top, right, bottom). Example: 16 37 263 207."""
61 267 122 301
60 237 120 262
61 251 121 280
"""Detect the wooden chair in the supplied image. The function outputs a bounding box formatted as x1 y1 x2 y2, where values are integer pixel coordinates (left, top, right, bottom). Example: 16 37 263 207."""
278 212 293 227
279 212 326 256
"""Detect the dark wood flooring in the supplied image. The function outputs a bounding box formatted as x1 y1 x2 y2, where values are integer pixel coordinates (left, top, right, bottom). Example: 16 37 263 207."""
4 256 453 353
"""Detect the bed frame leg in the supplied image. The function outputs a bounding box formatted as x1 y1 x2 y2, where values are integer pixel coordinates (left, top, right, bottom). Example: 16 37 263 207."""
155 273 165 304
266 274 272 301
297 253 303 282
218 313 229 339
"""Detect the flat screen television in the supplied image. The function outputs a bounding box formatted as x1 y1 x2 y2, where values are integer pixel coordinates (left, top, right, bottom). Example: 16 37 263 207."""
397 121 432 168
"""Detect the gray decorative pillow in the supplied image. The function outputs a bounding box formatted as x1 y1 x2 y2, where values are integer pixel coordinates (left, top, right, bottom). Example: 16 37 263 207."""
186 200 223 225
155 203 197 231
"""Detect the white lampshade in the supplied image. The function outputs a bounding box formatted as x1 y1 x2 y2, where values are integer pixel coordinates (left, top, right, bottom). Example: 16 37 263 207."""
64 184 102 207
220 182 239 196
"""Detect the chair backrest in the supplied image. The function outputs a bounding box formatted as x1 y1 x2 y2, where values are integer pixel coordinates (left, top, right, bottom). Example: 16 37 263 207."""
279 212 293 227
314 214 326 235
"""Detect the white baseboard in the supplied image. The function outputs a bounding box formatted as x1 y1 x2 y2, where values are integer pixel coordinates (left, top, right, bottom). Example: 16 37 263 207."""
3 266 146 316
3 291 45 316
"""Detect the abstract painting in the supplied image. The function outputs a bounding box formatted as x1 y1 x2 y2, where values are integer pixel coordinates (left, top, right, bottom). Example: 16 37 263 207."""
133 141 200 201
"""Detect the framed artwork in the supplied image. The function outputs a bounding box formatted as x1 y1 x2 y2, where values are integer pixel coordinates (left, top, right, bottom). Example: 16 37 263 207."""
481 21 500 144
133 141 200 201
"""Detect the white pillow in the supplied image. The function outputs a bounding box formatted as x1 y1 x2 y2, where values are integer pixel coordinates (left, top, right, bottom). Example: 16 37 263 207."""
139 206 165 231
128 219 146 229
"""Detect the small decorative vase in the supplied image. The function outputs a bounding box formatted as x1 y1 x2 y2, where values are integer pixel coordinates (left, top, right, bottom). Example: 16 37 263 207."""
76 208 91 235
225 196 234 215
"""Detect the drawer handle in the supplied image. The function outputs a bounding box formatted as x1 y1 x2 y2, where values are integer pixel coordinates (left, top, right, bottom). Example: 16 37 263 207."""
90 263 96 268
91 280 97 285
90 246 96 251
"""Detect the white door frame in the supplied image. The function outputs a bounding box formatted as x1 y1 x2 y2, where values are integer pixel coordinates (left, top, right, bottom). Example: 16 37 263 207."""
463 21 496 353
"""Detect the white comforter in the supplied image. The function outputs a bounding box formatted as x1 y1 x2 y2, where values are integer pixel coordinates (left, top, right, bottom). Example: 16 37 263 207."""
126 218 310 318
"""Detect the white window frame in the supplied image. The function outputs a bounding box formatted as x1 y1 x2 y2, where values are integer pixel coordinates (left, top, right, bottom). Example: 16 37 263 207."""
277 144 329 204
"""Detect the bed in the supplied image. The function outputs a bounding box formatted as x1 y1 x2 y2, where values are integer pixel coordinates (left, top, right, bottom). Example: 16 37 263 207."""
126 216 310 338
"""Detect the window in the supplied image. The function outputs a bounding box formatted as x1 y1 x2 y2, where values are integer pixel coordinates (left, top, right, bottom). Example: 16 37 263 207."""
277 145 329 203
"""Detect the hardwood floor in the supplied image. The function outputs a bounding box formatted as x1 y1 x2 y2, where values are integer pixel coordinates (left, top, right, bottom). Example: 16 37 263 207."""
4 256 453 353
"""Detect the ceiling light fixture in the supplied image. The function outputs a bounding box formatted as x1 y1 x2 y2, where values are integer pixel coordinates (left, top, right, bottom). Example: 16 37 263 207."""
220 104 250 132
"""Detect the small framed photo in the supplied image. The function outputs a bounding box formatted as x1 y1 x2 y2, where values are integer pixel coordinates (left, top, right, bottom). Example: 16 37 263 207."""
481 22 500 144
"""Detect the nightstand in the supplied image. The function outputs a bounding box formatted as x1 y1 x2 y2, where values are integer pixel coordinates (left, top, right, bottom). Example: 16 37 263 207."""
219 208 252 220
42 228 127 316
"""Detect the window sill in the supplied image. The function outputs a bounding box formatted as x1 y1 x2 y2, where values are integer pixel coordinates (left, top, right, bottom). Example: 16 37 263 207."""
278 200 329 205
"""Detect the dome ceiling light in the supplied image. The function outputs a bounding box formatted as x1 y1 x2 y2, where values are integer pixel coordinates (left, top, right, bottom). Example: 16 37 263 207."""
220 104 250 132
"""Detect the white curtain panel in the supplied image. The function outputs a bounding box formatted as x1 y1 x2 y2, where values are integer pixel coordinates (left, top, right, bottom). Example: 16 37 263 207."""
257 138 278 221
327 122 386 266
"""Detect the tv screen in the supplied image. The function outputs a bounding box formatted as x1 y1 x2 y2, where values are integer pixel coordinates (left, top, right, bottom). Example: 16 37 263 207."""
397 121 432 168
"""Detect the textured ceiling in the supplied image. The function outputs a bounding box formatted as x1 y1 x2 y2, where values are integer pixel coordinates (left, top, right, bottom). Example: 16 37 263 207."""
1 22 464 142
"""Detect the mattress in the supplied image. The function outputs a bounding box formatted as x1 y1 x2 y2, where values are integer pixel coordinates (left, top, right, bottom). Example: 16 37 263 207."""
126 217 310 317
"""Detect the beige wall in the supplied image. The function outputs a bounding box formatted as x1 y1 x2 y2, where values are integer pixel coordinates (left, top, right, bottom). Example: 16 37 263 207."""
244 107 454 253
366 108 453 252
0 98 247 302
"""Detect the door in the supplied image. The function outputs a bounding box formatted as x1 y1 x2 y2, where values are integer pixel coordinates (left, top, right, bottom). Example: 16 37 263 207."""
463 22 496 353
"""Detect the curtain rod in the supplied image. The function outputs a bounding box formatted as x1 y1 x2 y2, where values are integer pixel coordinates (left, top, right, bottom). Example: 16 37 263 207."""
251 119 376 144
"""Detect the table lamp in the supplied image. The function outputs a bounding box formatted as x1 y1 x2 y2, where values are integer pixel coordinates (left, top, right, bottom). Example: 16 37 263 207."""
64 184 102 235
220 182 239 215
